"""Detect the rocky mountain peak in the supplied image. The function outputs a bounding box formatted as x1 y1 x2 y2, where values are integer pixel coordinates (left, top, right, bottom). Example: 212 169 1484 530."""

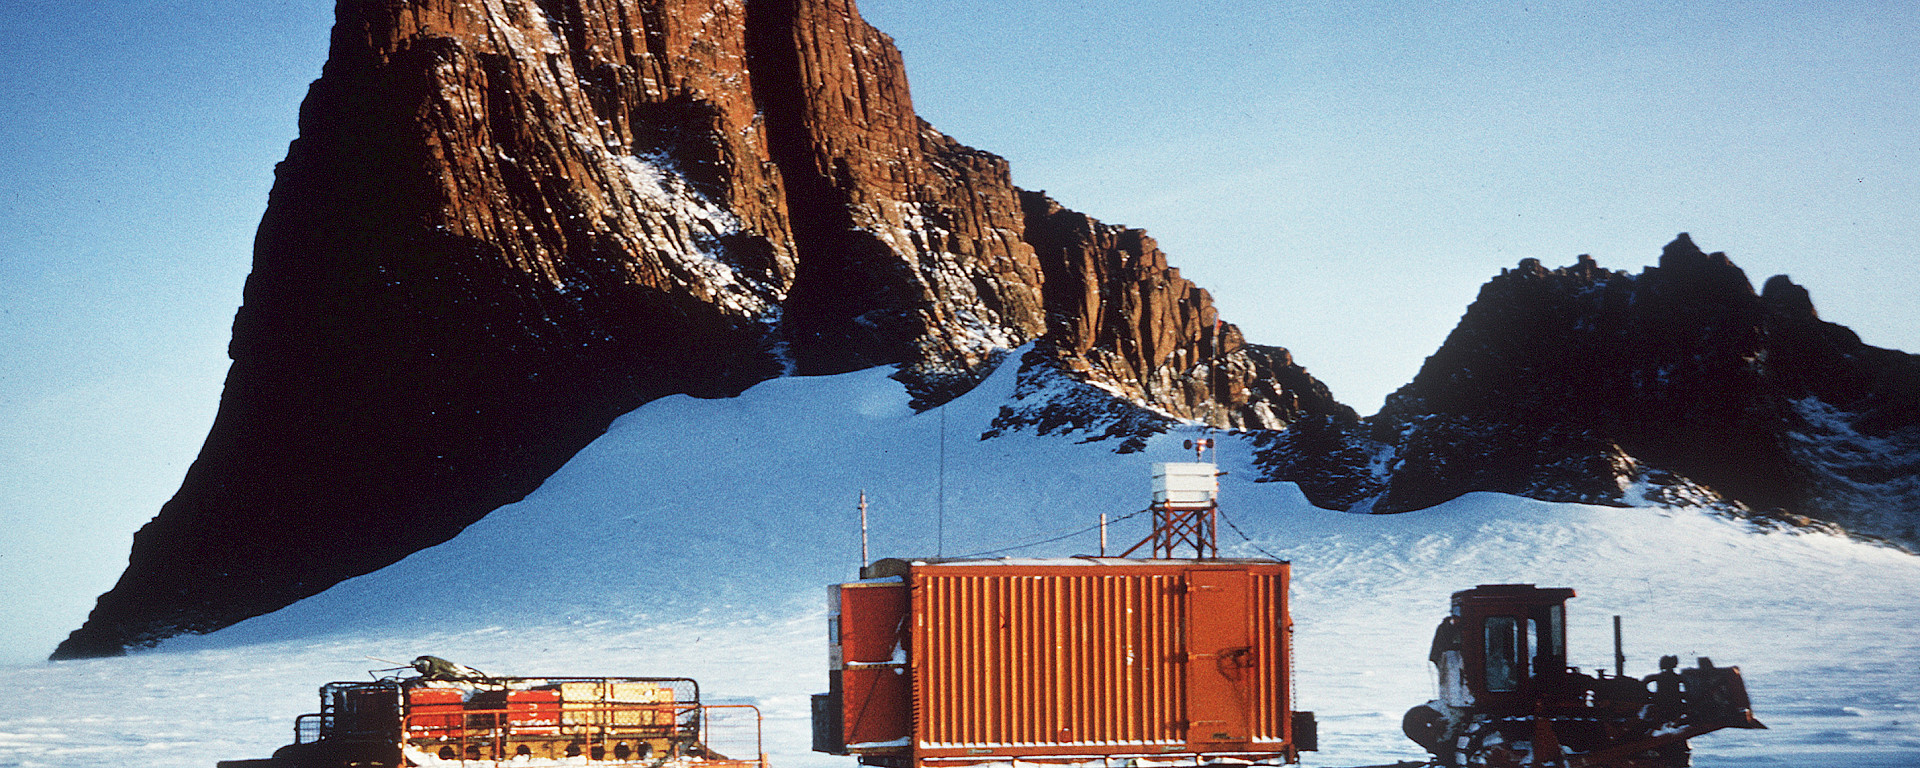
1762 274 1819 320
54 0 1346 659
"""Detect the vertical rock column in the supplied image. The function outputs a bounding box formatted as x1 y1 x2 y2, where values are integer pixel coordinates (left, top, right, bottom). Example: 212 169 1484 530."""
746 0 1047 402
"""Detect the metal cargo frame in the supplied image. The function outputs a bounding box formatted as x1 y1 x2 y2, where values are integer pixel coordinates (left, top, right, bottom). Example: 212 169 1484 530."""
824 558 1305 768
285 676 767 768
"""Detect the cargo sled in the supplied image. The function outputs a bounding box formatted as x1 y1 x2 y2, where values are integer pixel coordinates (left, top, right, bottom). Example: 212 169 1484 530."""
220 669 766 768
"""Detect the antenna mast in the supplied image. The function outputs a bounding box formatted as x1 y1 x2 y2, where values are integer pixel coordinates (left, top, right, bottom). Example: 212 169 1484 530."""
937 405 946 557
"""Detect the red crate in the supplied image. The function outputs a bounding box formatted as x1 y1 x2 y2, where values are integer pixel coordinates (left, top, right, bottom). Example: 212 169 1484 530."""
407 688 466 739
508 689 563 734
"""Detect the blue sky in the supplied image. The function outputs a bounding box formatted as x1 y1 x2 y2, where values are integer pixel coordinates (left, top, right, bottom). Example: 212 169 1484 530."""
2 0 1914 663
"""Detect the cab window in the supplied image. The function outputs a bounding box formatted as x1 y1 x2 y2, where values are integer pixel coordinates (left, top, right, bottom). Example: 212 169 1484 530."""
1485 616 1522 692
1535 604 1565 673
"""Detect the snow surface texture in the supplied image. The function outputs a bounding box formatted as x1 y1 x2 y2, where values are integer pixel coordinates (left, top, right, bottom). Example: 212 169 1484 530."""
3 357 1917 768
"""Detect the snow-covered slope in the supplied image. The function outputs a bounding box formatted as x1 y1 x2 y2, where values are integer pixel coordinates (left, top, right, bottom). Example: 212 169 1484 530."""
4 358 1917 768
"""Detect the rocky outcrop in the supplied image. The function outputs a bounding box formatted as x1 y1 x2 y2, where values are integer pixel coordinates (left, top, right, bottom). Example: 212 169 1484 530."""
993 192 1354 446
1257 234 1920 545
56 0 1343 658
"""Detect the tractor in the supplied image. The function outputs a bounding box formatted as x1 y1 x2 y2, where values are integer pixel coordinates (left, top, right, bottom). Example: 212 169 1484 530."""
1402 585 1763 767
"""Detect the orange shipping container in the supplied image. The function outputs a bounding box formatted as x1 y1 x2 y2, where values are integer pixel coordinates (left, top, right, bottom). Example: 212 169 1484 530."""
816 558 1312 767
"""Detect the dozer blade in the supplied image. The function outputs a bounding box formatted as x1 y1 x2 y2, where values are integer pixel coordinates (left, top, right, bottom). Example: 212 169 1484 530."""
1683 660 1766 729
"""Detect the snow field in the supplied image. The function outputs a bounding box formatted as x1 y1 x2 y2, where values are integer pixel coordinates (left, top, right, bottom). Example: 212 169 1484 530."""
3 359 1916 768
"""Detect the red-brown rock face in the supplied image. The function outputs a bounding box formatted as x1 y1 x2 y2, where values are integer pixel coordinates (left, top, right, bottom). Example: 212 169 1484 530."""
1021 192 1349 430
748 0 1048 398
319 0 797 308
54 0 1347 658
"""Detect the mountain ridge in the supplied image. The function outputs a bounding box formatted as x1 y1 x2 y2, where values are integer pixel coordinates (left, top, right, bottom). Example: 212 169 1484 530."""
1255 233 1920 546
52 1 1918 661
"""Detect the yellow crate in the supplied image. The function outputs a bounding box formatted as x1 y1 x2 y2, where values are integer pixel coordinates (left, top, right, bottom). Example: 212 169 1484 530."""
559 682 676 728
609 682 674 704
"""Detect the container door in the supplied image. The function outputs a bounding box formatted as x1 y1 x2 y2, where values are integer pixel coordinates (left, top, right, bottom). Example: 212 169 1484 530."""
837 582 911 751
1185 569 1253 744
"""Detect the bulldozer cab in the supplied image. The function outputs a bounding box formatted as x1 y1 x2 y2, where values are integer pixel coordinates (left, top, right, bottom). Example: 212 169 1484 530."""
1449 584 1576 714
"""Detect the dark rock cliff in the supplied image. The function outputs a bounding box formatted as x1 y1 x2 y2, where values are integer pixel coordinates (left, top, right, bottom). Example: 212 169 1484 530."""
1257 234 1920 545
55 0 1344 658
